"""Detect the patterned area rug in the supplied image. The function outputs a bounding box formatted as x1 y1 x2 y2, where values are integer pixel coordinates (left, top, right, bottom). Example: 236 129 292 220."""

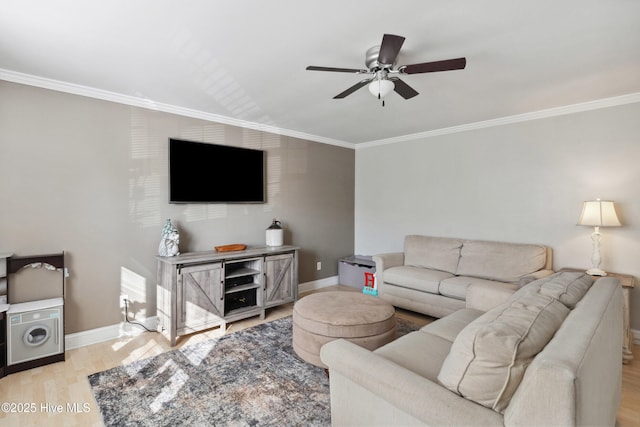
88 315 420 426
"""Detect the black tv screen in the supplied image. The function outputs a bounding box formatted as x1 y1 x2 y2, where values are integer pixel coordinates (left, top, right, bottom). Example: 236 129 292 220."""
169 138 265 203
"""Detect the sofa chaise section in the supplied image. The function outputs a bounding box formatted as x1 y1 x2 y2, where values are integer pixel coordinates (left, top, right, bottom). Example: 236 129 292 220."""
321 274 623 426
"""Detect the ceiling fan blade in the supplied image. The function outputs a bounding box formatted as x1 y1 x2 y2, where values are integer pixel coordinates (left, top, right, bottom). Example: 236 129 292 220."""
389 77 419 99
333 78 373 99
377 34 405 65
401 57 466 74
306 66 365 73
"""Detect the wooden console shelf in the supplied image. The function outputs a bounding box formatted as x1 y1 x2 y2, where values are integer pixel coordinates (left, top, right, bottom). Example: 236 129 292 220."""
156 245 299 346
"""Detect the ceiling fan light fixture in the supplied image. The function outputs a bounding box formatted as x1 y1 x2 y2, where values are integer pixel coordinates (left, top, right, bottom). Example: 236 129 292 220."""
368 79 394 99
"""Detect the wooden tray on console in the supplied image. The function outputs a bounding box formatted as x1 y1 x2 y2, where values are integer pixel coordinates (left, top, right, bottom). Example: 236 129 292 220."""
214 244 247 252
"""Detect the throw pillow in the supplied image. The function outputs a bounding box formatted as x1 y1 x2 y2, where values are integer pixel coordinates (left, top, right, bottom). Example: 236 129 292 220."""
437 292 569 413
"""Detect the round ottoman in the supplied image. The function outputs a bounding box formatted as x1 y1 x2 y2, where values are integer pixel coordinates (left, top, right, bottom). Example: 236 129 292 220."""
292 291 396 368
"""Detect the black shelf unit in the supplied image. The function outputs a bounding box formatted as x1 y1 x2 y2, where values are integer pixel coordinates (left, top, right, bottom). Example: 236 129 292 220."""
223 259 262 316
0 312 5 378
0 253 11 378
4 252 66 376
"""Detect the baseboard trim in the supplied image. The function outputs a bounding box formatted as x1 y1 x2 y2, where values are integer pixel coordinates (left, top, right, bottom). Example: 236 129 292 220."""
65 316 158 350
64 278 339 350
67 276 633 351
65 313 640 352
298 275 339 294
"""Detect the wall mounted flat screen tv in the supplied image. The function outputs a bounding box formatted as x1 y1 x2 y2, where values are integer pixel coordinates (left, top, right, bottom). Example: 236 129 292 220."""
169 138 265 203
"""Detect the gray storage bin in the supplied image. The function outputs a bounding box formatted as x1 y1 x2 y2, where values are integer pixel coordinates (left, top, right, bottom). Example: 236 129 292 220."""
338 256 376 289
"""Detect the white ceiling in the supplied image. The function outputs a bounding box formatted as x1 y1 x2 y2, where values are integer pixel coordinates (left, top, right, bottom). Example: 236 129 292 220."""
1 0 639 147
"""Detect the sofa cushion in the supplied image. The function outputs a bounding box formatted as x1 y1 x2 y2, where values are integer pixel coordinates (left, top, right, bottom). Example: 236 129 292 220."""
375 331 452 382
455 240 548 283
384 266 453 293
420 308 484 343
404 235 463 274
440 276 517 301
379 285 465 319
437 292 570 413
513 271 594 309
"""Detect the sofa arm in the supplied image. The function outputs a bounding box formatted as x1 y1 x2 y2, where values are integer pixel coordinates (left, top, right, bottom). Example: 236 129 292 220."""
320 339 503 426
466 282 518 312
372 252 404 274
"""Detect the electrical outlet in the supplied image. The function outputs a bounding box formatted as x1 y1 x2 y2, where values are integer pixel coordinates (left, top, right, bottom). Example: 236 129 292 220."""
119 294 129 309
316 261 322 271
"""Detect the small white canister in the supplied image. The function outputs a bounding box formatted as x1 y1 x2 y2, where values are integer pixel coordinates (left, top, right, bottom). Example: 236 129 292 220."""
266 219 283 246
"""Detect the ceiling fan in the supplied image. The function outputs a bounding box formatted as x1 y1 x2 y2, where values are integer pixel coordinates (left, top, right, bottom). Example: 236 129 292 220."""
306 34 466 106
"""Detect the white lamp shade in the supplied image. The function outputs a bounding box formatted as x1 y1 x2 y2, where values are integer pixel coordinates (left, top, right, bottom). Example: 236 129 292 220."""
577 199 621 227
368 79 395 98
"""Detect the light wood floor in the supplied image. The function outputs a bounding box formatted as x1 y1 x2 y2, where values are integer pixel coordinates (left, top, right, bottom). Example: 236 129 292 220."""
0 286 638 426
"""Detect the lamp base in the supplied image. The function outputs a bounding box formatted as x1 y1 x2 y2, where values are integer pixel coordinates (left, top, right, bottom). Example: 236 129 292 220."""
586 268 607 277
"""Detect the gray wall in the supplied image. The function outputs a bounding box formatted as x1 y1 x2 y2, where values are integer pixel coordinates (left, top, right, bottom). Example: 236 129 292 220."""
355 101 640 331
0 81 355 333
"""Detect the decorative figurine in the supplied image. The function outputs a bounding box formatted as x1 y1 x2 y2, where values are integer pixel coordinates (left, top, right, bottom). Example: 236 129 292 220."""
159 219 180 256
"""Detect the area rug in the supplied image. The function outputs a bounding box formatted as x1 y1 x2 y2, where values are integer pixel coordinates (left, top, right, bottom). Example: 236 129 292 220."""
88 315 420 426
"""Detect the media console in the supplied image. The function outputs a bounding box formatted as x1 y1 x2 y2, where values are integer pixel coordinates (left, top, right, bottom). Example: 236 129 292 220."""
156 245 299 346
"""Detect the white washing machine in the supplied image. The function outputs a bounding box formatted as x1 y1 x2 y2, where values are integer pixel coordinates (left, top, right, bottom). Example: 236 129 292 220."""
7 297 64 365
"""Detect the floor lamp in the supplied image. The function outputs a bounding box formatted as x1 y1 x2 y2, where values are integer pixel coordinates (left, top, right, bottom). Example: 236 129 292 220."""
577 199 621 276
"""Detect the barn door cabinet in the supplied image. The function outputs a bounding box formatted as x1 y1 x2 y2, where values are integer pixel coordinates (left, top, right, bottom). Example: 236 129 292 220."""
264 252 297 308
176 262 225 337
157 246 298 346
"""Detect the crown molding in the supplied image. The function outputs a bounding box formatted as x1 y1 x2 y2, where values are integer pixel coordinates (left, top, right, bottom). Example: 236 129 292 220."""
358 92 640 149
3 68 638 151
0 68 355 150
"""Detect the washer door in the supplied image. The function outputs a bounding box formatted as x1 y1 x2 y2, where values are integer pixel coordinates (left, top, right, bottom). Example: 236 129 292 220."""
24 325 50 347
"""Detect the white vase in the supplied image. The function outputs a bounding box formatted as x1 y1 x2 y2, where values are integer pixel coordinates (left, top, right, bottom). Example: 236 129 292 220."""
266 219 283 247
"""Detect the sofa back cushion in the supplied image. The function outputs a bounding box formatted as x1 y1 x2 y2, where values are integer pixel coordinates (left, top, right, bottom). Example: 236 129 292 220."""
512 271 594 309
437 292 570 413
404 235 463 274
455 240 548 283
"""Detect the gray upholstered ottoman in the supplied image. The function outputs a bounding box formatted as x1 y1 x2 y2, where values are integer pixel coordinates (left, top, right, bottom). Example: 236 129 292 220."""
292 291 396 368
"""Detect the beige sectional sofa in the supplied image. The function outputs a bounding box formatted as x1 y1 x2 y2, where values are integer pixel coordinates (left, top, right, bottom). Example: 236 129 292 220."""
372 235 554 318
321 272 624 426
